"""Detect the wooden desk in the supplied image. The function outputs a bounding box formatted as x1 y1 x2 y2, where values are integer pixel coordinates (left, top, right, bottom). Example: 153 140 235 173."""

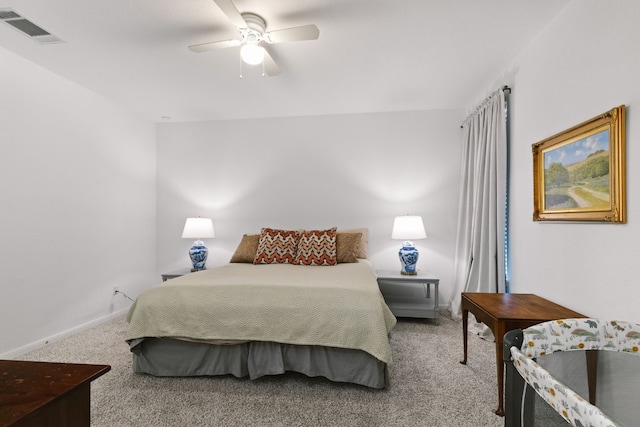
459 293 584 417
0 360 110 427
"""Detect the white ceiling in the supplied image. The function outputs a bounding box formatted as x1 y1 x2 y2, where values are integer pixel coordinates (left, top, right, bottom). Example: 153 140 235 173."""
0 0 569 122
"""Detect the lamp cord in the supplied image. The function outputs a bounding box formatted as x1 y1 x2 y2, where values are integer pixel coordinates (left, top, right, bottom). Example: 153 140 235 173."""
115 290 135 302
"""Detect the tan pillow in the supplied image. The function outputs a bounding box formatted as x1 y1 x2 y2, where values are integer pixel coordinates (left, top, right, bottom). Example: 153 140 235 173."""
230 234 260 263
338 228 369 259
335 232 362 263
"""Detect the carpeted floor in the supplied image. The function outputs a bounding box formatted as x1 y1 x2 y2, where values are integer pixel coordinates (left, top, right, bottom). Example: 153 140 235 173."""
21 314 504 426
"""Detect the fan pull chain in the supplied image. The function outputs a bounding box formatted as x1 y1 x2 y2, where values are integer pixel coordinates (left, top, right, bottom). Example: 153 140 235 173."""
239 55 243 79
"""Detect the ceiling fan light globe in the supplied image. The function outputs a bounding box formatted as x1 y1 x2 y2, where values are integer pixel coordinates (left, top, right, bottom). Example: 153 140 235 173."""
240 44 265 65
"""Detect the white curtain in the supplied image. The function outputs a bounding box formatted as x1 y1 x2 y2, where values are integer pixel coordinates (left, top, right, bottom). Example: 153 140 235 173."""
449 88 508 336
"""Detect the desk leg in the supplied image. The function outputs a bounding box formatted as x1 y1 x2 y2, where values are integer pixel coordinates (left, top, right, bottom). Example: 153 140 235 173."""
494 322 506 417
460 308 468 365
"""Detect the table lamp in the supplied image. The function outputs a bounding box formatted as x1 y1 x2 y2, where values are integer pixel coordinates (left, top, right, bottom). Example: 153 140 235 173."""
391 215 427 275
181 217 215 271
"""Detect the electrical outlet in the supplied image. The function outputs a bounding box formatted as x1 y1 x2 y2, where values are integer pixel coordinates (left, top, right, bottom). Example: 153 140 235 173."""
113 285 119 296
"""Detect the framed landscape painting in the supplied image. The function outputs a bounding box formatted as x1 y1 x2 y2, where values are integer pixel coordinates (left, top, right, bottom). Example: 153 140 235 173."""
532 105 626 222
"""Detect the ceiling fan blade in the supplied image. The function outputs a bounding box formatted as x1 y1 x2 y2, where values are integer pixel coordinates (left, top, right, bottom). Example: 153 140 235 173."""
265 24 319 43
188 39 241 53
263 49 281 76
212 0 247 29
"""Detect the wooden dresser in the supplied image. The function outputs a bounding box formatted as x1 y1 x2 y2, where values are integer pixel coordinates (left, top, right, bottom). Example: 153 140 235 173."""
0 360 110 427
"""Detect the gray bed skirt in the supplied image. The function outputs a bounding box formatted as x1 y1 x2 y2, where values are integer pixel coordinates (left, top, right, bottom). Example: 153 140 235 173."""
129 338 389 389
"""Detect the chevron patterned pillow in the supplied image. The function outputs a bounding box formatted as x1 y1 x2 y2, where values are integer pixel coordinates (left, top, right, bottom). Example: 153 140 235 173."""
294 227 338 266
253 228 301 264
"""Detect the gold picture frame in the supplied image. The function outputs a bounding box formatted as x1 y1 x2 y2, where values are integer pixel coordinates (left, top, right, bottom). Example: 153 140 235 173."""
532 105 626 223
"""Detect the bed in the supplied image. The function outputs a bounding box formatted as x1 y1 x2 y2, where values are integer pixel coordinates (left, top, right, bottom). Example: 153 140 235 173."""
126 228 397 388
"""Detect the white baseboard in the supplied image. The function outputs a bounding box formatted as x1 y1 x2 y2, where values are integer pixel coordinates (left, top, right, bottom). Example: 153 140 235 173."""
1 308 130 359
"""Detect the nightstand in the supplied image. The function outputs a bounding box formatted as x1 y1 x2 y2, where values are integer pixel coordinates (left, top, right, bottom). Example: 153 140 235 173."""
161 267 193 282
376 270 440 324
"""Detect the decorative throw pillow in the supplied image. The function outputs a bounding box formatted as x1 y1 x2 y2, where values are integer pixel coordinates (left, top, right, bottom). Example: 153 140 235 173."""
294 227 337 266
338 228 369 259
253 228 301 264
336 232 362 263
230 234 260 263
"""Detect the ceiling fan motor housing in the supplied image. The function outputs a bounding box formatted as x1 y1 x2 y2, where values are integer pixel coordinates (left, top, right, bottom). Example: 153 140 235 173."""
240 12 266 42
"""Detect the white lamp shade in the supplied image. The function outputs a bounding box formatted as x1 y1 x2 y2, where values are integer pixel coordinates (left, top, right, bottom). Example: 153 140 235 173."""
181 218 215 239
391 215 427 240
240 43 265 65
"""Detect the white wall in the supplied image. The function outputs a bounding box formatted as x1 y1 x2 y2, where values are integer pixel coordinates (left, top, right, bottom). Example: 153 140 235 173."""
0 46 157 357
156 110 464 306
11 0 633 359
488 0 640 322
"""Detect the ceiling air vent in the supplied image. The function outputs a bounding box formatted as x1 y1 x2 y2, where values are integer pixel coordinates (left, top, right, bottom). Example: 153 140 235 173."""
0 8 64 44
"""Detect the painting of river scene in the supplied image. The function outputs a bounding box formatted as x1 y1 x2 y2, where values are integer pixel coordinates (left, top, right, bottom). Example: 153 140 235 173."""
533 105 625 223
543 128 610 210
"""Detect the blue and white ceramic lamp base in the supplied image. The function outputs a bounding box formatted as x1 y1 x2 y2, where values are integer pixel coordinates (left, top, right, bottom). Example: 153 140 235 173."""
189 240 209 271
398 241 419 275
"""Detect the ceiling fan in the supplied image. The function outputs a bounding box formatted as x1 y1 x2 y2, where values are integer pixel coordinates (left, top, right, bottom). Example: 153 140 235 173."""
188 0 320 76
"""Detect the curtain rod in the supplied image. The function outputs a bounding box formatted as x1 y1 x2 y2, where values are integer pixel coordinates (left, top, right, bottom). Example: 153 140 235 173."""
460 85 511 128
